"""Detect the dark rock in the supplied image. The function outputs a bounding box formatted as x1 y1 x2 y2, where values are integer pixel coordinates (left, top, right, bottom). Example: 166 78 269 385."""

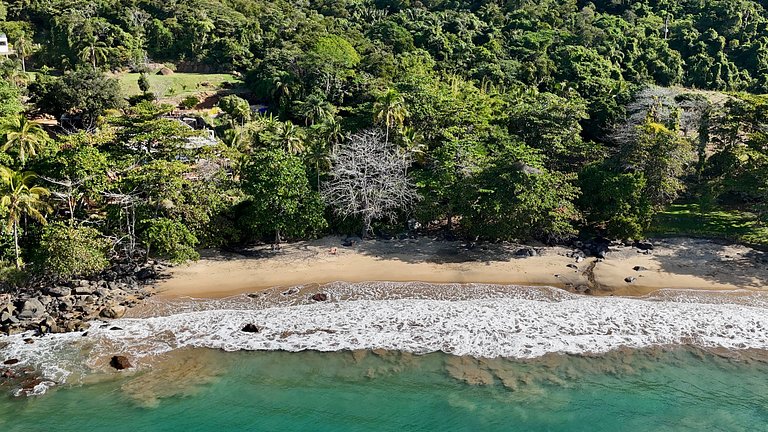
635 241 654 251
23 338 34 344
566 264 578 269
633 266 648 272
45 286 71 297
19 376 44 391
515 247 537 257
109 326 123 331
595 244 610 259
135 267 157 281
242 323 261 333
624 276 637 283
281 288 300 296
110 355 132 370
3 359 19 365
310 293 328 302
18 298 45 320
58 297 74 312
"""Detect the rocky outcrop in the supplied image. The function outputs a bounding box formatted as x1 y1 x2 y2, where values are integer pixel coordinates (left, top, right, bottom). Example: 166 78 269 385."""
310 293 328 302
241 324 261 333
100 303 127 319
109 355 132 370
514 247 537 257
0 261 166 335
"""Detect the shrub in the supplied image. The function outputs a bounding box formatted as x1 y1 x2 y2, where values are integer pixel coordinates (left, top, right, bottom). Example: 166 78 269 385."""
37 223 111 278
180 95 199 109
141 218 199 263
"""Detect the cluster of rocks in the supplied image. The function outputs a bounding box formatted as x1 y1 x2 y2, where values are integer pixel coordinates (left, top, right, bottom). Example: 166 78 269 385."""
568 238 655 260
0 261 165 335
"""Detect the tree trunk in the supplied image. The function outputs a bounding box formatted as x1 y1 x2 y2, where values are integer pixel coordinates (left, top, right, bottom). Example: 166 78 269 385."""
13 222 20 270
274 229 282 250
362 216 372 239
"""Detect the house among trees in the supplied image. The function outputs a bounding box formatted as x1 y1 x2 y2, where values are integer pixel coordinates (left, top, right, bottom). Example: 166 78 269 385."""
0 34 9 55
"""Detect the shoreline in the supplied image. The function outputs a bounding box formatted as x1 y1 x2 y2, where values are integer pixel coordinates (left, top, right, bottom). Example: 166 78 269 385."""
3 279 768 397
155 236 768 299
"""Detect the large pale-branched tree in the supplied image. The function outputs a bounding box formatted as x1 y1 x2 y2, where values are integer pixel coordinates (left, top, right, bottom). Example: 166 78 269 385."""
323 129 418 237
0 167 51 269
1 115 51 166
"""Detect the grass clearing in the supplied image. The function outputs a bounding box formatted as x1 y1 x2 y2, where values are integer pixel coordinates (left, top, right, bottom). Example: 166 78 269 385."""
116 72 242 99
650 203 768 246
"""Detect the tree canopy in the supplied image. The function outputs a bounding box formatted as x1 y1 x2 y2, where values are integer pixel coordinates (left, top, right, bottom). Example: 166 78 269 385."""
0 0 766 277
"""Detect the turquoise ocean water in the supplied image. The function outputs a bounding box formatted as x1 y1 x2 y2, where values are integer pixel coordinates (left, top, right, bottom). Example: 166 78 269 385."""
1 347 766 432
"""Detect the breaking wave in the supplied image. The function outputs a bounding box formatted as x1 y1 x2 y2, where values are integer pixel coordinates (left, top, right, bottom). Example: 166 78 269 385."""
2 283 768 394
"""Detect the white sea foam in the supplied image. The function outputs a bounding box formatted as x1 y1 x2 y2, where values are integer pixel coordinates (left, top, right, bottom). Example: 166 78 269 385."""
2 283 768 393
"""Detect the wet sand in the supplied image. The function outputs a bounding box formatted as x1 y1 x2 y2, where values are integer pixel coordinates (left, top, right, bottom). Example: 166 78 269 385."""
155 236 768 299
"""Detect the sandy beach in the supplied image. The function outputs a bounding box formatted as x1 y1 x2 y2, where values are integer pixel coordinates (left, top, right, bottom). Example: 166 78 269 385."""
154 236 768 298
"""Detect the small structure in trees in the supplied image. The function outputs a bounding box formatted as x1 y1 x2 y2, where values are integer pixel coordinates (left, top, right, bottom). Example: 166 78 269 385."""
323 128 418 237
0 34 9 55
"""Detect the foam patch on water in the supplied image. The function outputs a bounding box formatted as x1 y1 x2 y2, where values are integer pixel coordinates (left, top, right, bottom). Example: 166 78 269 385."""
2 284 768 394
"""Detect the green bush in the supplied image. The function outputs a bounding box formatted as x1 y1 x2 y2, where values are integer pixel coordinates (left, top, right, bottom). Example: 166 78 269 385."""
138 73 151 93
142 218 199 263
180 95 199 109
37 223 111 278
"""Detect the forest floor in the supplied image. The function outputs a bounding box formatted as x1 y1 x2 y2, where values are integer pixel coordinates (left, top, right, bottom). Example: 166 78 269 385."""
650 203 768 246
154 236 768 299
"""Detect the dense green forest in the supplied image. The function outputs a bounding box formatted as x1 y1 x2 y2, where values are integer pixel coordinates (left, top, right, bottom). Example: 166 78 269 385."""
0 0 767 280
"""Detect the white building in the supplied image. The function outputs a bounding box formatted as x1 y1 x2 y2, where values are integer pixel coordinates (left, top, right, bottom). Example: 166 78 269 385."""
0 34 9 55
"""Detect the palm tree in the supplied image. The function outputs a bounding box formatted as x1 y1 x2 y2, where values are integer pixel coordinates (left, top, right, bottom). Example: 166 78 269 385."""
1 115 50 166
373 89 409 144
0 167 51 269
305 140 331 190
274 121 306 155
14 35 34 73
78 38 110 71
271 73 294 110
298 94 336 126
318 116 345 145
400 126 426 166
